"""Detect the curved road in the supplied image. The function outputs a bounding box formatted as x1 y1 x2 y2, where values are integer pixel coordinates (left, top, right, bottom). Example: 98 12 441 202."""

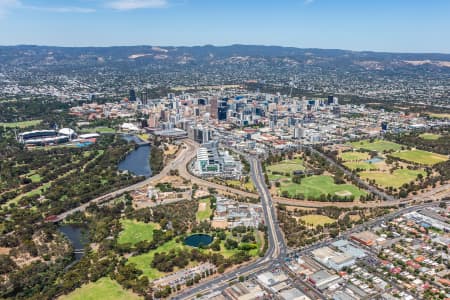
55 139 449 221
51 138 449 299
54 139 198 221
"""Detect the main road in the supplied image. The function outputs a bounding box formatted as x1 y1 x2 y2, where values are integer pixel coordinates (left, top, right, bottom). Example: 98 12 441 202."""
54 139 450 221
306 146 395 201
54 139 199 221
173 155 286 299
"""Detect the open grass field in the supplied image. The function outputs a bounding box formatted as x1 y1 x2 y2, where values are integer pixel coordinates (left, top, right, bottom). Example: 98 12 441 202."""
127 239 186 279
59 277 142 300
338 151 370 161
279 175 367 200
225 179 256 192
202 230 260 258
29 173 42 183
117 220 160 246
343 161 380 171
0 119 42 128
390 149 447 165
267 158 305 175
428 113 450 119
196 198 212 222
4 181 51 207
80 127 115 133
299 214 336 227
129 230 261 280
360 169 425 188
419 133 442 140
350 139 403 152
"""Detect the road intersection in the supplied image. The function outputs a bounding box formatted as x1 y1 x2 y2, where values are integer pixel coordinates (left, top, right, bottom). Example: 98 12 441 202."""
51 139 449 299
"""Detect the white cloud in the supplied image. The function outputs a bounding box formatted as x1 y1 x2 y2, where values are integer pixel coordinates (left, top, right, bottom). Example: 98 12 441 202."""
0 0 20 17
107 0 168 10
25 5 96 13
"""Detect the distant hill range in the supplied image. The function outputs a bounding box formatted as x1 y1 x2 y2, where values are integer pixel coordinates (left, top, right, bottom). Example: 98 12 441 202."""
1 44 450 69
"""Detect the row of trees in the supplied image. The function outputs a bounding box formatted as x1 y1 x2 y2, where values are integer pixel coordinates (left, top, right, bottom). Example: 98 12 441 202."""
386 129 449 155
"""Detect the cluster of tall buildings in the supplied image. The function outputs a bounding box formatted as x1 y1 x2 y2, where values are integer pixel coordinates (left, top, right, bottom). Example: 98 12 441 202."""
193 141 242 179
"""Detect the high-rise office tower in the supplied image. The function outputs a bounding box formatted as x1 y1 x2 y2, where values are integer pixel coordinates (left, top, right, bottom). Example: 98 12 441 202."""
129 89 136 102
210 97 218 119
141 90 148 105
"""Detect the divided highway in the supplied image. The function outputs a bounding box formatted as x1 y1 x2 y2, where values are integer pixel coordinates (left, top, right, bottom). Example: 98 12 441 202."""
174 156 285 299
50 138 449 299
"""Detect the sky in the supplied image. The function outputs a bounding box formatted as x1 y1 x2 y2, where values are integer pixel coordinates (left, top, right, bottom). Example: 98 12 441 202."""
0 0 449 53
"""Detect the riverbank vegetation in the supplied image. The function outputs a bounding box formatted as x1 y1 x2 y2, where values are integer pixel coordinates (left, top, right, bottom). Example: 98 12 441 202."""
149 136 164 175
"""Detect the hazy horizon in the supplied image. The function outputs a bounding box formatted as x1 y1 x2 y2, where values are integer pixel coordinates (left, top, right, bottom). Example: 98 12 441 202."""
1 43 450 55
1 0 449 53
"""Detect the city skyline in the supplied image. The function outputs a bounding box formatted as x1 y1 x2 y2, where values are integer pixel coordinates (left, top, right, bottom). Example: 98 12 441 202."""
1 0 450 53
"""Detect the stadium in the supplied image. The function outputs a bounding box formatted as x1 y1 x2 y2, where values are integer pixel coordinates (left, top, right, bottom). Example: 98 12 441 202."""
18 128 78 146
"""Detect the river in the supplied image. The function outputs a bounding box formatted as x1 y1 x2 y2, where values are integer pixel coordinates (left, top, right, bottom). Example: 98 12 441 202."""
58 224 88 262
118 134 152 178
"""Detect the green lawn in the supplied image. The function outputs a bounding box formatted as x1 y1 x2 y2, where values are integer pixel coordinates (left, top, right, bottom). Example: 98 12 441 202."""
3 181 51 208
129 231 260 280
279 175 367 200
0 119 42 128
29 173 42 183
80 127 116 133
350 139 403 152
390 149 447 165
419 133 441 140
201 231 260 258
360 169 426 188
196 198 213 222
343 161 380 171
267 158 305 175
225 179 256 192
338 151 370 161
117 219 160 246
59 277 142 300
299 214 336 227
127 239 187 280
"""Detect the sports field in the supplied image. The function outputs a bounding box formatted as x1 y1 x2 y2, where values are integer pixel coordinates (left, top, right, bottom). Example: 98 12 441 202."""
299 214 336 227
196 198 213 222
0 119 42 128
390 149 447 165
360 169 425 188
279 175 366 200
117 219 160 246
338 151 370 161
419 133 441 140
59 277 142 300
267 158 305 174
343 161 379 171
350 139 403 152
